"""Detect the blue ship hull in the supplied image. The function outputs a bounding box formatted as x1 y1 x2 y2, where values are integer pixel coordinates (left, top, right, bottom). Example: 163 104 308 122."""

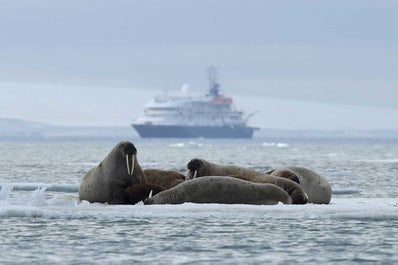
132 124 257 139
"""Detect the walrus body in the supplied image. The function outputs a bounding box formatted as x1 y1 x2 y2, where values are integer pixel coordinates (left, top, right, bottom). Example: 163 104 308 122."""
79 141 147 204
268 167 332 204
186 158 308 204
145 176 292 205
144 169 185 189
125 183 166 204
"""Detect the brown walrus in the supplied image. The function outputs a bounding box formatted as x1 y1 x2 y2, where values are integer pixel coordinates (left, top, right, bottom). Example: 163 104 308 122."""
78 141 147 204
186 158 308 204
267 166 332 204
122 169 186 204
143 169 186 189
125 183 166 204
145 176 293 205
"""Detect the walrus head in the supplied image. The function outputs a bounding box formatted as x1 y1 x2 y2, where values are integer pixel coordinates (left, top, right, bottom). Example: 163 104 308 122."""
186 158 204 180
119 141 138 176
290 189 308 204
268 169 300 184
267 169 300 184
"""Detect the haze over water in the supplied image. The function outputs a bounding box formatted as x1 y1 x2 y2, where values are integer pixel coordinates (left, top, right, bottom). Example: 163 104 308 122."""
1 1 397 131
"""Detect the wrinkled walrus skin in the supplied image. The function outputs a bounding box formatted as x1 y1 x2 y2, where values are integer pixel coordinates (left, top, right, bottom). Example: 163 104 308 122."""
145 176 292 205
79 141 147 204
125 183 166 204
124 169 186 204
267 166 332 204
143 169 185 189
186 158 308 204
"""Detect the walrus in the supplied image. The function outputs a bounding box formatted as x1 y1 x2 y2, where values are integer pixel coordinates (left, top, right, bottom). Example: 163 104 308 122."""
144 176 293 205
186 158 308 204
144 169 186 189
125 183 166 204
79 141 147 204
267 166 332 204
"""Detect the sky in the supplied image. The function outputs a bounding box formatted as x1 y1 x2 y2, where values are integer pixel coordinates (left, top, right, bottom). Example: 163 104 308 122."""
1 0 398 130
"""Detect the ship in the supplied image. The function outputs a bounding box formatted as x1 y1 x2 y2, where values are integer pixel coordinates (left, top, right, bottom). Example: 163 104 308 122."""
132 68 258 138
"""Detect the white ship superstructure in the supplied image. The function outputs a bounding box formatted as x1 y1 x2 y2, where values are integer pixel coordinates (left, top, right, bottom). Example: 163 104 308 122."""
137 92 246 127
132 68 257 138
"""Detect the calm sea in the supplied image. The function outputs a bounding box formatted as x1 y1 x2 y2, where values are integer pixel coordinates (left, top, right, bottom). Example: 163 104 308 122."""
1 137 398 264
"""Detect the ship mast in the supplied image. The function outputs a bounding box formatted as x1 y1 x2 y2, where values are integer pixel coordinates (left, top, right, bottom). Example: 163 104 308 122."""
208 66 220 97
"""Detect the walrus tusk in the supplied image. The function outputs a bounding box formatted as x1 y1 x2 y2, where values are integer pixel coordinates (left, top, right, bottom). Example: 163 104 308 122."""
130 155 135 176
126 154 130 175
148 190 153 198
193 170 197 179
126 154 135 176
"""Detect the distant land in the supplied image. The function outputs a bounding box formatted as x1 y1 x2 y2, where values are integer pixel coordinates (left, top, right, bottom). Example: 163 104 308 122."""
0 118 397 141
0 118 135 141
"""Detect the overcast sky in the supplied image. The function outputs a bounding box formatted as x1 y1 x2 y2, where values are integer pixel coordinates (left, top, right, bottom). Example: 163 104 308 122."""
1 0 398 130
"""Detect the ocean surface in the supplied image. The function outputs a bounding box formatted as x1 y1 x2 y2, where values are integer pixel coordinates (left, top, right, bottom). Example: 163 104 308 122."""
1 137 398 264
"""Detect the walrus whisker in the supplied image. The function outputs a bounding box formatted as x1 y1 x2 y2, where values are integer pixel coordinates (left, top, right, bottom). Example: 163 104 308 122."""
126 154 131 175
148 189 153 198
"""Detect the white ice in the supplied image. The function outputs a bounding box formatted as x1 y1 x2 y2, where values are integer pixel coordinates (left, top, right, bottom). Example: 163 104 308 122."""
0 183 397 220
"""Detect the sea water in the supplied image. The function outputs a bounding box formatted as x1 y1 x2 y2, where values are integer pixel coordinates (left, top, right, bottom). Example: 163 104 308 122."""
0 137 398 264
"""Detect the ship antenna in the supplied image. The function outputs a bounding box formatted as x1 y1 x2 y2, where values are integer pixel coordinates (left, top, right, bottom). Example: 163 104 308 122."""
208 66 220 97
